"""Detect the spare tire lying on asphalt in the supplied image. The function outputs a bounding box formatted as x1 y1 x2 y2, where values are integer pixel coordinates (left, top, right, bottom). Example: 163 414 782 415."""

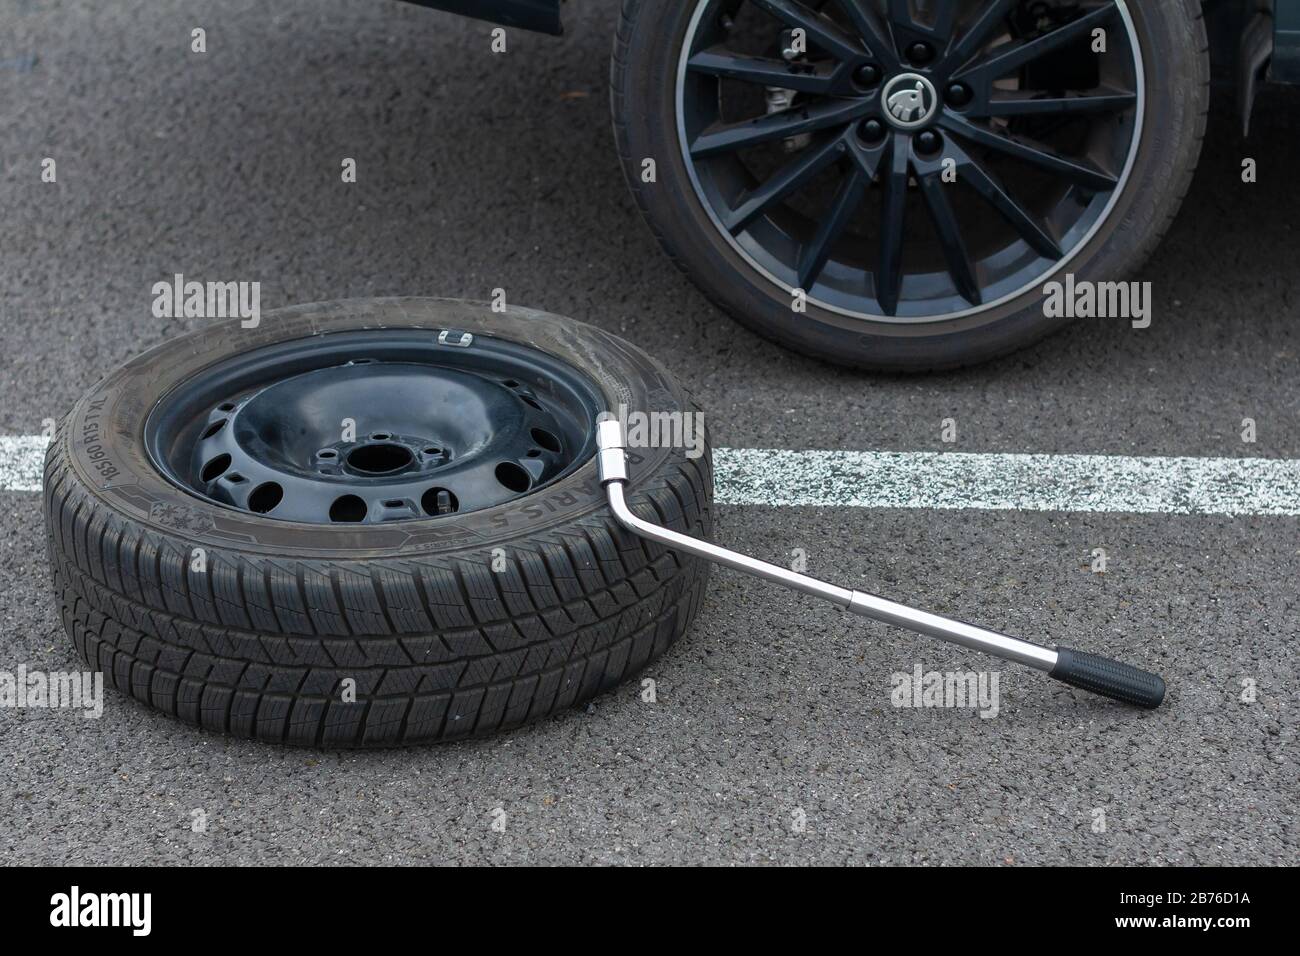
44 298 712 746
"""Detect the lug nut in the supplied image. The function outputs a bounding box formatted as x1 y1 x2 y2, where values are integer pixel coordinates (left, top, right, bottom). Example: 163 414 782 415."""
915 130 943 155
858 118 887 145
853 63 881 88
907 41 934 64
946 82 973 107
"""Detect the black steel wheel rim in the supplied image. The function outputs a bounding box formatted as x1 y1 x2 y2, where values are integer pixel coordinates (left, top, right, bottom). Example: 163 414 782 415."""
145 330 605 524
677 0 1144 322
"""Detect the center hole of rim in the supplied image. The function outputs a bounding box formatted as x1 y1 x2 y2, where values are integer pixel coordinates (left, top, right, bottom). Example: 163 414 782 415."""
345 442 414 475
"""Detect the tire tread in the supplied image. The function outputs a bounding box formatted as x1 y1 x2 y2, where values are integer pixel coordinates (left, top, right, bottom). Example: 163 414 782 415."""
45 367 713 747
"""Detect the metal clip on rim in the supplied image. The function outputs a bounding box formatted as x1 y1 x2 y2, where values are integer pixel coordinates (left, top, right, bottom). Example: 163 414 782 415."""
595 419 1165 710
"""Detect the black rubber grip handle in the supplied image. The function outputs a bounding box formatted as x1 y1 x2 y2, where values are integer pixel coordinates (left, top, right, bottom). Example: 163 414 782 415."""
1049 647 1166 709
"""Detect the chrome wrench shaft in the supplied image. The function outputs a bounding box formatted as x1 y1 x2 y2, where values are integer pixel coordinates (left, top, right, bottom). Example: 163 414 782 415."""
596 419 1165 708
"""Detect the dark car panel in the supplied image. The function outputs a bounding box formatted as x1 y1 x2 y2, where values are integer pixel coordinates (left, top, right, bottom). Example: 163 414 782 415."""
1273 0 1300 81
400 0 563 35
402 1 1300 91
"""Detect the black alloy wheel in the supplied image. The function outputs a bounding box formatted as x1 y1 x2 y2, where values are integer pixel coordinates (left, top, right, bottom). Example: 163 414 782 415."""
613 0 1209 369
677 0 1144 321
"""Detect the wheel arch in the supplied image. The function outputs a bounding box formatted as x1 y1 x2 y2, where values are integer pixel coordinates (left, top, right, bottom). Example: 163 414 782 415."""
397 0 564 36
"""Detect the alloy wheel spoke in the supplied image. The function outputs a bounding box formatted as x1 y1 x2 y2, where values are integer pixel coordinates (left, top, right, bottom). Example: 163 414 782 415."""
886 0 957 42
724 133 849 232
945 0 1018 68
749 0 866 63
690 98 863 157
940 112 1118 191
973 87 1137 118
687 47 840 95
876 137 911 315
833 0 901 69
797 166 868 290
846 134 889 179
949 141 1063 260
918 170 981 306
955 3 1119 83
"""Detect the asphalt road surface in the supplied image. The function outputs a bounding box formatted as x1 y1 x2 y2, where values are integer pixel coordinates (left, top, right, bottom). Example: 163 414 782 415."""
1 0 1296 865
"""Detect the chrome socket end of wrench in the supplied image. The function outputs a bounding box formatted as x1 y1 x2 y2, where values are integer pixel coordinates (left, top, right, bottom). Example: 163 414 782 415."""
596 417 628 485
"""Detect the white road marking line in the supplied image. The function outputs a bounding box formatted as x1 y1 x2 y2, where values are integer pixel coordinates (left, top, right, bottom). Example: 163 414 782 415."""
4 436 1300 515
717 448 1300 515
0 436 51 493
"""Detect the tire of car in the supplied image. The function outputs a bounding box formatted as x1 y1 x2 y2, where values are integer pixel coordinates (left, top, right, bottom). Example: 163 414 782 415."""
612 0 1210 371
44 298 713 746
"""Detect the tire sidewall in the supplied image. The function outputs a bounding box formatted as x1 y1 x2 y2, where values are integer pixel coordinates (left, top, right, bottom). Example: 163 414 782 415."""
61 297 696 558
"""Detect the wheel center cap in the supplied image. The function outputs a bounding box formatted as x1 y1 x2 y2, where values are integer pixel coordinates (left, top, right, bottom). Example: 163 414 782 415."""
881 72 939 130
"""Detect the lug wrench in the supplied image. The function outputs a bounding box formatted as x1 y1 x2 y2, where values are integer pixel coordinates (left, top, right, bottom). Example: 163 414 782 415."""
596 420 1165 709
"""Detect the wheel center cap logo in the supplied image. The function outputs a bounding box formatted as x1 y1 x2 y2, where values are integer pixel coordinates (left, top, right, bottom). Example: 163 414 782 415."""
882 73 938 129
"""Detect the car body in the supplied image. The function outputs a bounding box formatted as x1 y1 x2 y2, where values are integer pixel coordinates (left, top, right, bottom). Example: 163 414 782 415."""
405 0 1300 105
401 1 1298 369
402 0 564 35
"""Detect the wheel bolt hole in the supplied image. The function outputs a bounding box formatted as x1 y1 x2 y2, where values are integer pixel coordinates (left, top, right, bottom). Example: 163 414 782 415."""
494 462 532 494
907 42 934 64
421 487 459 516
200 454 231 483
248 482 283 514
529 428 561 453
329 495 368 523
217 402 236 413
317 449 337 459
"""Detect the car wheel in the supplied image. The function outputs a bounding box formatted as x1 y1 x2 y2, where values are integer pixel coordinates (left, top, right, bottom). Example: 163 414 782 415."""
45 298 712 745
612 0 1209 370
